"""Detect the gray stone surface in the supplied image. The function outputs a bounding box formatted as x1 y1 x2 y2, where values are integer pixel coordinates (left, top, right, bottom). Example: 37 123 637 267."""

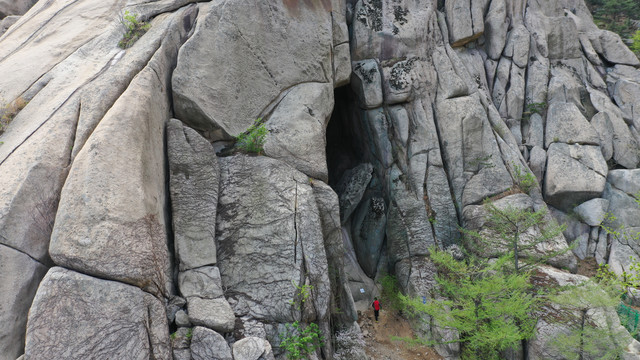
352 196 386 278
573 198 610 227
187 297 235 333
179 266 224 299
336 163 374 224
232 337 275 360
544 143 608 211
48 9 197 296
175 310 191 328
168 118 219 271
445 0 480 47
172 1 333 137
190 326 232 360
24 267 170 360
598 30 640 66
0 0 37 18
351 59 383 108
263 82 334 181
503 25 530 68
608 169 640 196
0 245 48 360
381 58 414 104
544 102 599 148
547 17 580 59
528 146 546 184
217 155 330 323
484 0 508 59
0 15 18 36
312 181 358 323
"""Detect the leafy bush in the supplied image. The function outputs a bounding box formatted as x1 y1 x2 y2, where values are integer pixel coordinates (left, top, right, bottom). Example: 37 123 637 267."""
280 321 323 360
235 118 267 154
288 280 313 311
0 97 27 134
380 274 404 311
513 163 537 194
119 11 151 49
632 30 640 54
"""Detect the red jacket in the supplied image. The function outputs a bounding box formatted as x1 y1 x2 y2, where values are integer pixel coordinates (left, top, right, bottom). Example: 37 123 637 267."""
372 300 380 311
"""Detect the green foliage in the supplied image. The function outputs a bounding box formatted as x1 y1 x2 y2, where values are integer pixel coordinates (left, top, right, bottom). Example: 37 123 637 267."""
548 280 629 359
513 163 537 194
632 30 640 54
0 97 27 134
587 0 640 38
288 280 313 311
235 118 267 154
118 11 151 49
400 249 537 359
280 321 323 360
380 274 404 311
464 200 567 273
525 102 546 116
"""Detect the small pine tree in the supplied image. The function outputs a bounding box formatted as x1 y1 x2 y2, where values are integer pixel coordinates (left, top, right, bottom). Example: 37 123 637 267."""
400 249 538 359
463 199 568 273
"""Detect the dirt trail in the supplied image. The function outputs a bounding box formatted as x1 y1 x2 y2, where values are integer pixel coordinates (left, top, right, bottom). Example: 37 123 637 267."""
358 308 443 360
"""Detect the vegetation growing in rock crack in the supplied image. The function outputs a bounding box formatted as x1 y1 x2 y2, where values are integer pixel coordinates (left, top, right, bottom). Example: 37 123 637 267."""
118 11 151 49
288 280 313 311
512 163 537 195
235 118 267 154
0 97 27 134
280 321 323 360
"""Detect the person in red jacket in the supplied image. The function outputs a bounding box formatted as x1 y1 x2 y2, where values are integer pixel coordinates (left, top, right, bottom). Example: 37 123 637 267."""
372 297 381 322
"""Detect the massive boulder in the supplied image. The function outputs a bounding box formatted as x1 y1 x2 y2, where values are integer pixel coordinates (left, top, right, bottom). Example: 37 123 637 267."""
172 0 335 138
24 267 171 360
217 155 331 325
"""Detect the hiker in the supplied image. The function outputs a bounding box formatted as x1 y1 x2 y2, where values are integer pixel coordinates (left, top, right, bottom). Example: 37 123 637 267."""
372 297 381 322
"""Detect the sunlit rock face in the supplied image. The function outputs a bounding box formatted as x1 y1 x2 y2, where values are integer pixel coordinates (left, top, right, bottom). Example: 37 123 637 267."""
1 0 640 359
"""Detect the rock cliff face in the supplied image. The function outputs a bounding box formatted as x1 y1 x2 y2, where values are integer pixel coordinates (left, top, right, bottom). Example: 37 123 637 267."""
2 0 640 359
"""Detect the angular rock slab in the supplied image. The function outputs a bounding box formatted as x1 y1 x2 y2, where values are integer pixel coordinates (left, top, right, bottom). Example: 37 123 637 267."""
216 155 330 323
263 82 334 181
0 245 48 360
172 0 333 137
24 267 170 360
190 326 232 360
232 337 275 360
336 163 374 224
168 118 219 271
544 143 608 211
351 59 383 108
179 266 224 299
0 0 37 17
47 16 189 294
544 102 599 148
573 198 609 227
187 297 236 333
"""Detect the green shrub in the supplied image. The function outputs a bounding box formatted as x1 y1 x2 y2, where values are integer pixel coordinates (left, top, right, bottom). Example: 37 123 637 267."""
118 11 151 49
632 30 640 55
235 118 267 154
380 274 404 311
513 164 537 194
280 321 323 360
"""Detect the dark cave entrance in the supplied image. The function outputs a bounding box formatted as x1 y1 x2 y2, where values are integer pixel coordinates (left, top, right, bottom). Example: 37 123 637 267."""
326 86 369 188
326 85 386 306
